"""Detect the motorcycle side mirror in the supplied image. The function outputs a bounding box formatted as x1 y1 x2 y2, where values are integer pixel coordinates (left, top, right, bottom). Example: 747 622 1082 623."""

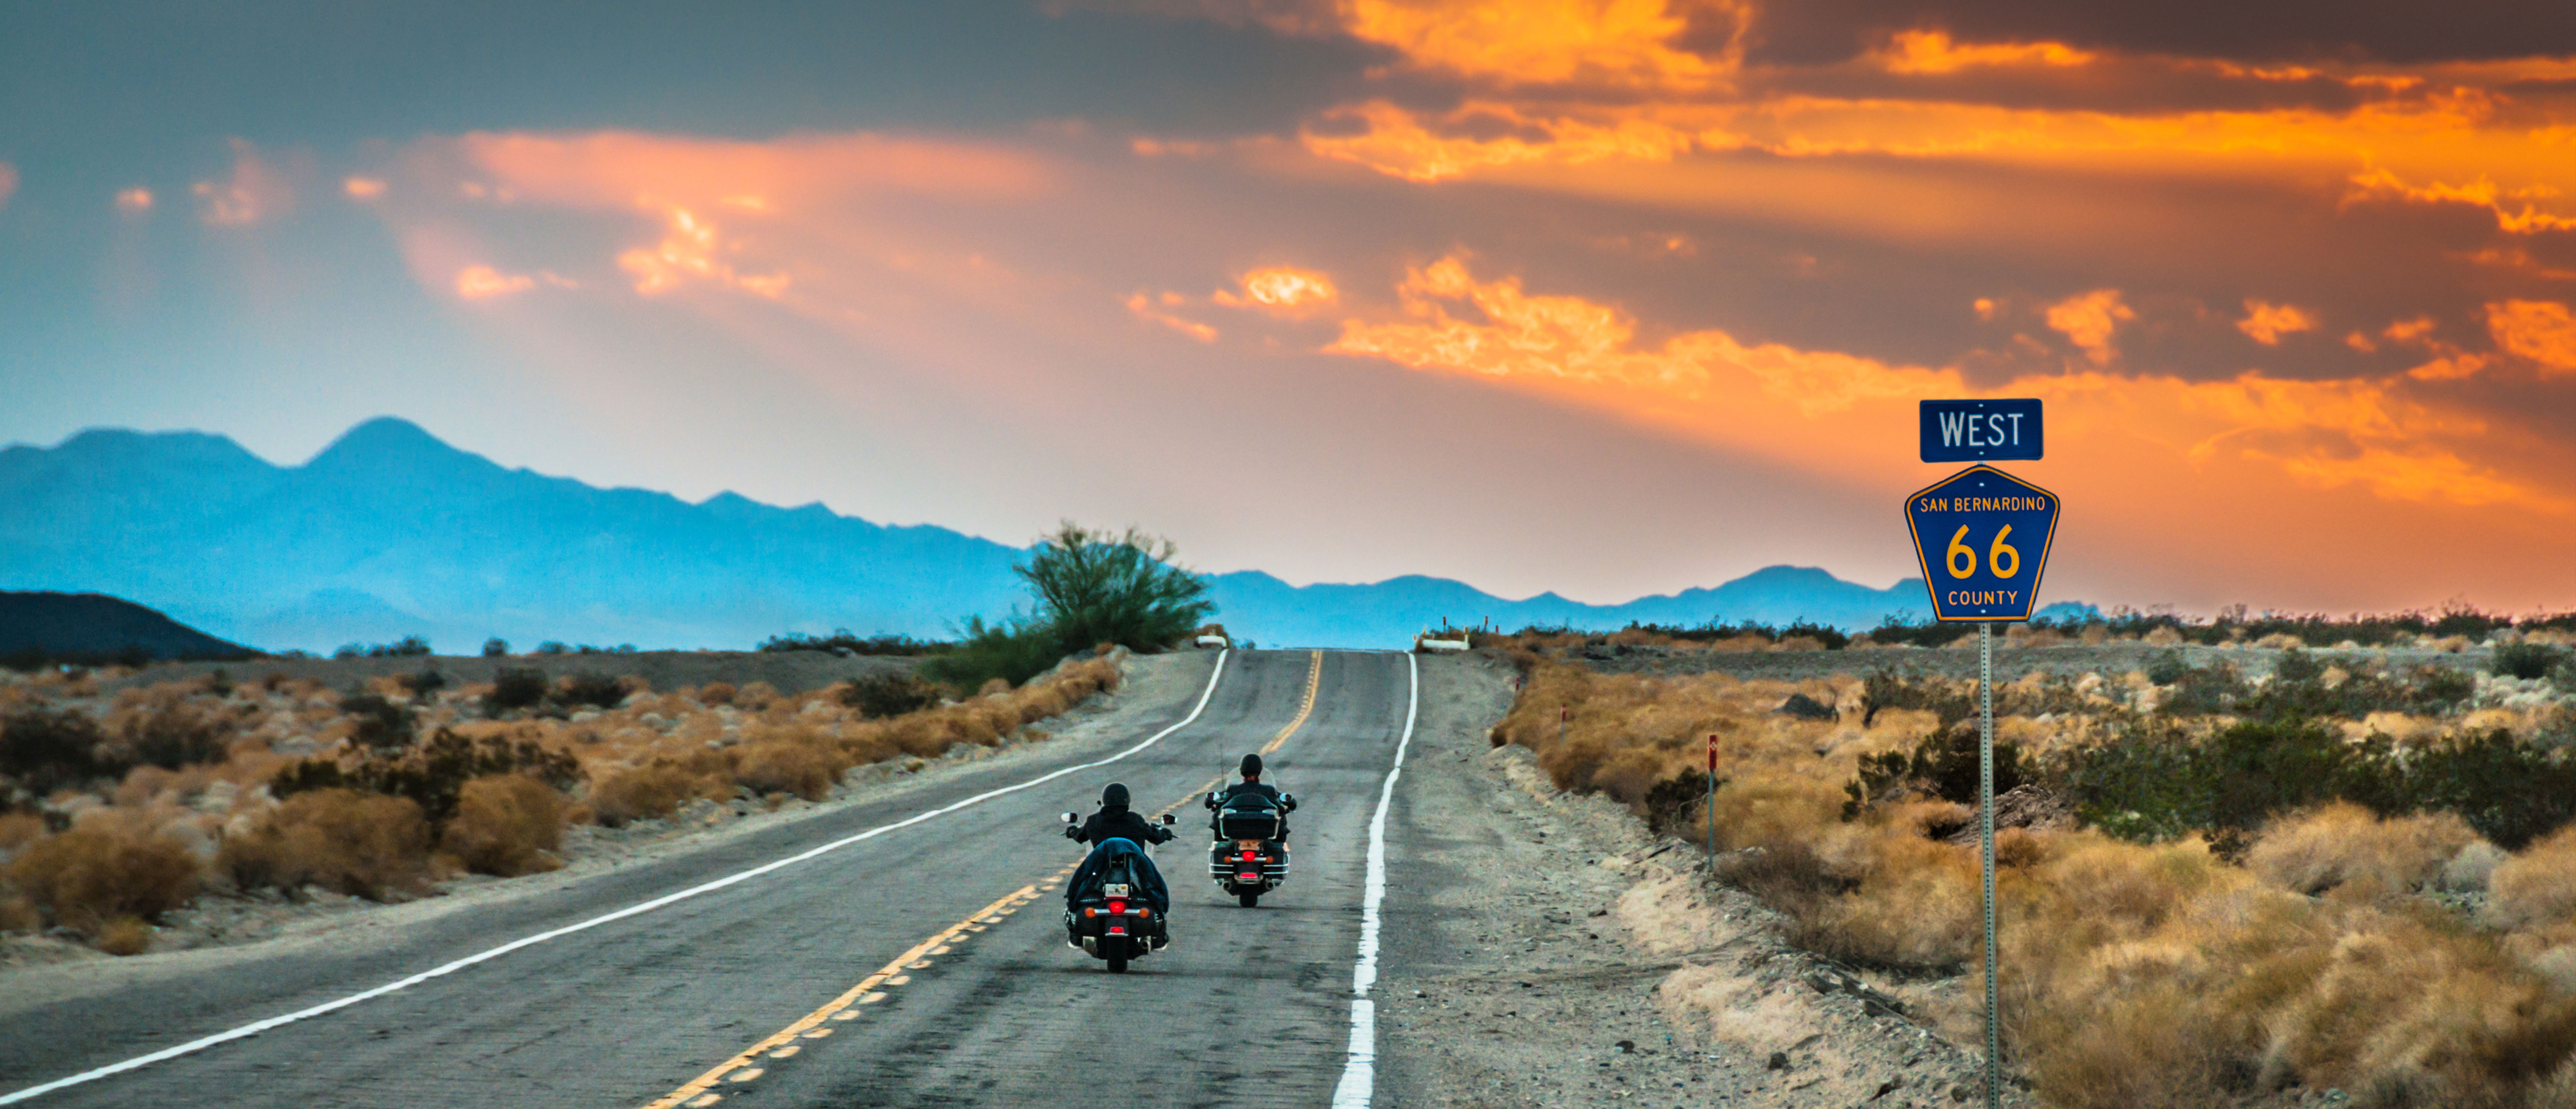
1161 813 1177 826
1061 812 1077 824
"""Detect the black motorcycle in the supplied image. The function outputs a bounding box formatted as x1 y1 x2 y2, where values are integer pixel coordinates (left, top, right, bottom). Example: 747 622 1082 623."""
1060 811 1176 973
1205 790 1293 907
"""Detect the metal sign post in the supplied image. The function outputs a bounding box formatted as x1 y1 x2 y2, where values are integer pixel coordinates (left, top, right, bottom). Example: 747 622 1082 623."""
1909 405 2057 1109
1706 733 1719 872
1980 623 1997 1109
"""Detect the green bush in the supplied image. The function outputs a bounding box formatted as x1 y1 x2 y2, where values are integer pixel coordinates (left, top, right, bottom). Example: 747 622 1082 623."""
918 616 1065 691
2063 720 2576 851
1844 725 2030 816
840 672 942 718
551 673 627 709
483 668 548 713
1017 522 1213 656
0 708 114 794
338 693 416 750
2494 641 2569 681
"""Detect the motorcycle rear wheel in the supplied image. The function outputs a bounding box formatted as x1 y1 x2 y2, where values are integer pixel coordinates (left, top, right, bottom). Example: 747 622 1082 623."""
1106 952 1128 973
1238 890 1260 908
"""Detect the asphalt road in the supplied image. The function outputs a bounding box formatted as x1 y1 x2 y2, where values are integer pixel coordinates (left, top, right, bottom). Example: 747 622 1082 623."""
0 649 1417 1108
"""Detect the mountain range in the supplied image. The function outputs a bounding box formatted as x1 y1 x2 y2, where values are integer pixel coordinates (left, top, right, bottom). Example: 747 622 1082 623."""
0 417 1957 651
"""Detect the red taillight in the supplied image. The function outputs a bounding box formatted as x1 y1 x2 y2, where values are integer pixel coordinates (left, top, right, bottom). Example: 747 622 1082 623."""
1109 899 1127 915
1242 850 1257 861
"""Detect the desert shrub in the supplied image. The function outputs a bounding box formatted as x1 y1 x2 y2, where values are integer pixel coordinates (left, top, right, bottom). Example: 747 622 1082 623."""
535 641 569 655
481 638 509 657
588 762 707 827
0 707 114 794
338 693 416 750
117 700 234 770
733 742 840 801
483 667 549 712
2065 721 2576 852
919 616 1065 691
93 917 153 955
1861 670 1973 729
696 681 738 706
398 668 448 697
219 789 431 900
2273 648 2326 683
1845 725 2030 815
0 812 44 853
2498 641 2571 681
841 672 942 719
7 818 199 930
439 775 567 876
271 727 582 826
2245 802 2480 896
2490 827 2576 929
552 673 627 709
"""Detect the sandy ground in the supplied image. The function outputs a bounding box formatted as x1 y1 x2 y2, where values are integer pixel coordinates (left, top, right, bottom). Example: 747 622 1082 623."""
1380 654 2025 1109
0 650 1213 1008
1575 639 2493 682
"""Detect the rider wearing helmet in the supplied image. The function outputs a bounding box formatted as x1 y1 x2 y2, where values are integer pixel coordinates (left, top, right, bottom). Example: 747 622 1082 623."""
1205 753 1295 839
1066 783 1174 944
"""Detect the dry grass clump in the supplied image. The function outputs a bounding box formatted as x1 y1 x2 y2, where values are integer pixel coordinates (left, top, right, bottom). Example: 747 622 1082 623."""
439 775 567 876
2491 827 2576 930
732 741 840 801
6 814 199 932
92 916 154 955
218 788 431 899
2247 802 2484 897
589 762 712 827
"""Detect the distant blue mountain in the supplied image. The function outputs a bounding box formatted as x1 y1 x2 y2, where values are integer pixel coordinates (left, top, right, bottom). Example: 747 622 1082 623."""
0 418 1933 651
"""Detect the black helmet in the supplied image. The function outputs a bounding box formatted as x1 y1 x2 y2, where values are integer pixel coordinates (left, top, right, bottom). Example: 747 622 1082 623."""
1100 782 1130 810
1239 753 1262 778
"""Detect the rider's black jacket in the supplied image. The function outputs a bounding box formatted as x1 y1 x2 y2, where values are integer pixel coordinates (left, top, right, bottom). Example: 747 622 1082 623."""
1070 807 1174 848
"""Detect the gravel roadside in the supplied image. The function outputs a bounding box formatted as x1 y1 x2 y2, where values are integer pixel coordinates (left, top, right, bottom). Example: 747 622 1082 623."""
1379 655 2028 1109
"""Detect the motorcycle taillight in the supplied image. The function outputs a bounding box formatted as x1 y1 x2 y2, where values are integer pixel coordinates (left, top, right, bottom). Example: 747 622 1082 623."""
1109 899 1127 915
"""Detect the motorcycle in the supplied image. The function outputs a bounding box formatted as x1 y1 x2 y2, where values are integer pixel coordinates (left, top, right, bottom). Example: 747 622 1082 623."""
1204 790 1294 908
1060 811 1176 973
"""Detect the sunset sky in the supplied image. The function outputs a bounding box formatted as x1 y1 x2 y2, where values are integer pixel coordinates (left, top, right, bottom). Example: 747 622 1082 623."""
4 0 2573 616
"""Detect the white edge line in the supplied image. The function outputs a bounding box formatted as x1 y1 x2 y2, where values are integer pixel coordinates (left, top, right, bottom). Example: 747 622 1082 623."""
0 650 1235 1106
1331 650 1417 1109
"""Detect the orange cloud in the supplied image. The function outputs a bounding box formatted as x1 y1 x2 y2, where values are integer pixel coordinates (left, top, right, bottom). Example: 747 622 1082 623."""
2237 300 2317 345
191 141 292 226
1336 0 1732 90
0 163 14 208
344 176 387 199
114 187 153 213
457 131 1046 212
1214 266 1338 313
616 206 791 299
455 265 535 300
2346 168 2576 235
1875 30 2094 74
2488 299 2576 378
2044 290 2133 365
1125 291 1219 341
1321 255 2569 514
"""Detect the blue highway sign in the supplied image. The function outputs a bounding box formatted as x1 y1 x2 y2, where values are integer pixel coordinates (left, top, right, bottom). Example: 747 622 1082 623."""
1904 465 2061 622
1921 398 2042 462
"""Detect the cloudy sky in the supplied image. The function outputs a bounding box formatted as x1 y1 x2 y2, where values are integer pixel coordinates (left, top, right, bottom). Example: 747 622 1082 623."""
4 0 2573 615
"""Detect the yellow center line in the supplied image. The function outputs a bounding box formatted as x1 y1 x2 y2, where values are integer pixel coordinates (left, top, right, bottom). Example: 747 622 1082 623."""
640 884 1038 1109
1164 649 1323 820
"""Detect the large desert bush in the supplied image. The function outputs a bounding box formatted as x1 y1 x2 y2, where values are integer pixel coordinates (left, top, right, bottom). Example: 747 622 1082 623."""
0 706 114 794
2492 826 2576 929
588 762 709 827
439 775 566 876
2247 802 2482 897
6 815 198 932
219 788 431 899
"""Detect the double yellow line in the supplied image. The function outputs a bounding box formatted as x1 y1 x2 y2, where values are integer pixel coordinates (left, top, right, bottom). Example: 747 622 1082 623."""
643 650 1325 1108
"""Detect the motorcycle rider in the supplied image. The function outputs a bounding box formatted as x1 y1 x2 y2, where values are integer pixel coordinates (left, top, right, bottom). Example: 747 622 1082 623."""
1065 782 1173 946
1206 753 1295 839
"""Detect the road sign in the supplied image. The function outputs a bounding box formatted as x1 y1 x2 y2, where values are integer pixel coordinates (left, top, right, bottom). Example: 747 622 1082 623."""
1921 399 2042 462
1904 465 2060 622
